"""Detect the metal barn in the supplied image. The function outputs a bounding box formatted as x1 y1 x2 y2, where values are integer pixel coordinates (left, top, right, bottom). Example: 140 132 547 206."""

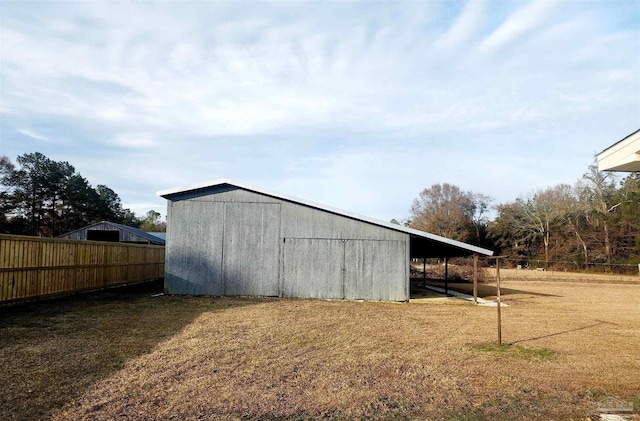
158 179 493 302
58 221 166 245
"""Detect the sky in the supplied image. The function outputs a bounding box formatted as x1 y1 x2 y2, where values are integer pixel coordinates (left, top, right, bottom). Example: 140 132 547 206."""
1 0 639 223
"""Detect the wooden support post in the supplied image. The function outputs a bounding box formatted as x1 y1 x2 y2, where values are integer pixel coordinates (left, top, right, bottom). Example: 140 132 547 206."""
473 254 478 305
496 257 502 346
444 257 449 296
422 258 426 288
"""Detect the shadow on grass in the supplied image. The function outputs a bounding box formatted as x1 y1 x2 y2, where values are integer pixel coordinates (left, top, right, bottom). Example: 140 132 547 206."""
509 320 617 345
0 279 259 421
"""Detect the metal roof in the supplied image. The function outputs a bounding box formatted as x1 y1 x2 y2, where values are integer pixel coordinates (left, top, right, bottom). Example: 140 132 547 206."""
157 179 494 257
147 232 167 241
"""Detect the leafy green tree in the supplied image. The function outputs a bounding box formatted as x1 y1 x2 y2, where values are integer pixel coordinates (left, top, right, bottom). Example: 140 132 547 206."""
120 209 141 228
0 152 140 236
95 185 123 221
0 156 17 232
8 152 67 235
60 174 102 232
140 210 166 232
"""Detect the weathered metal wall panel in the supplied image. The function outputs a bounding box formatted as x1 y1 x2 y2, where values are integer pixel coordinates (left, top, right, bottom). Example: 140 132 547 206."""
282 239 344 299
281 204 406 241
165 201 224 295
344 240 407 301
164 186 410 301
223 203 281 296
117 228 147 243
281 238 408 301
170 187 405 241
166 185 280 204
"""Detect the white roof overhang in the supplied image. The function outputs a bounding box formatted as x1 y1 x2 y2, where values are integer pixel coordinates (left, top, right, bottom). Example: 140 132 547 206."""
597 129 640 172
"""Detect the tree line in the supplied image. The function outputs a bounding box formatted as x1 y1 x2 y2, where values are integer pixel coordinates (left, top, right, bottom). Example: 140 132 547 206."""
2 152 638 269
0 152 165 237
408 162 639 269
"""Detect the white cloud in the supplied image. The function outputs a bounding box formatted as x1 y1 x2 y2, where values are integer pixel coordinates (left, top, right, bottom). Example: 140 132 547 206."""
478 0 558 54
1 0 638 221
436 1 486 50
108 133 158 149
16 128 51 142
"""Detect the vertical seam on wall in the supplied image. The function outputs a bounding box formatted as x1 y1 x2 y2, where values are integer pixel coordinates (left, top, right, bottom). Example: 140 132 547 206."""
278 204 284 298
221 202 226 296
260 208 265 294
342 239 347 300
406 237 410 302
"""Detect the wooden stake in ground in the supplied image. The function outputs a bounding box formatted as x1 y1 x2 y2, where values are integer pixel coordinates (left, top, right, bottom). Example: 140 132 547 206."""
444 257 448 296
473 254 478 305
496 257 502 346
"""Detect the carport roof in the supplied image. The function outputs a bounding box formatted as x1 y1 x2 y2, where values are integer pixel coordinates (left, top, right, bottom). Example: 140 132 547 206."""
158 179 494 257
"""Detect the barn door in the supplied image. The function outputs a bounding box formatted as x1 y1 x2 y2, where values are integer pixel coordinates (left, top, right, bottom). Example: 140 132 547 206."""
282 239 408 301
281 239 344 299
344 240 407 301
165 201 224 295
223 203 281 296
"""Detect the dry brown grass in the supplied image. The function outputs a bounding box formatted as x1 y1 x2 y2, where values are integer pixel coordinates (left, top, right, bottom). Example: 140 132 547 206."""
1 278 639 420
486 267 640 284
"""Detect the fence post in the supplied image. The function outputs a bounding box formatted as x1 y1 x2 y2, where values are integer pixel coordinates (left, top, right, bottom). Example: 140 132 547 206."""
496 256 502 346
473 254 478 304
444 257 449 296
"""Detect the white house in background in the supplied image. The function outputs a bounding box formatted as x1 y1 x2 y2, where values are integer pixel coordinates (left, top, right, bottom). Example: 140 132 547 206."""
597 129 640 172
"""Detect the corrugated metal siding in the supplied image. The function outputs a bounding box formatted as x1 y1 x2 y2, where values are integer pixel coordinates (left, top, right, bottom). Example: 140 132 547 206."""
164 186 410 301
223 203 281 296
165 201 224 295
344 240 407 301
282 239 345 299
281 239 408 301
117 228 149 243
170 187 405 241
166 185 281 204
281 202 407 241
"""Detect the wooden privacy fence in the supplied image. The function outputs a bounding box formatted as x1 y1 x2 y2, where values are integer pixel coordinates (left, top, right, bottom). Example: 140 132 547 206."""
0 234 165 303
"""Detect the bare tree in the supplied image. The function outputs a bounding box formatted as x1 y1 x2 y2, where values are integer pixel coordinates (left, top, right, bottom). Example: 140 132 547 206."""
410 183 491 244
491 186 568 265
471 193 493 244
556 184 590 265
489 161 639 269
577 162 623 266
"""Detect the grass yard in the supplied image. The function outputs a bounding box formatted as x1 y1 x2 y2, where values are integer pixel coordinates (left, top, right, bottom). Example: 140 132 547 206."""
1 278 639 420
